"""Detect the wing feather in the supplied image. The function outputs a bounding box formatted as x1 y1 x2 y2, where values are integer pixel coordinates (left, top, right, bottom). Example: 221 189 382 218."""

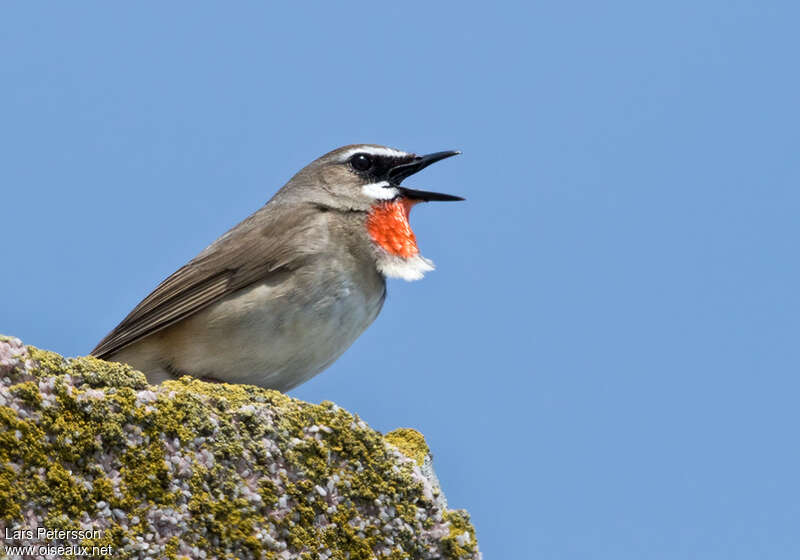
91 203 327 359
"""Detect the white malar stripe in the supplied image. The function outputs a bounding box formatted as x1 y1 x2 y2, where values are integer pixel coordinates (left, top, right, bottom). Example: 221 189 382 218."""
377 253 435 281
338 146 410 161
362 181 399 200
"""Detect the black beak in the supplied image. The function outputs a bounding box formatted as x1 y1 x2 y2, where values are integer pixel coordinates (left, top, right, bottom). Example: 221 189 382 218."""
388 150 464 202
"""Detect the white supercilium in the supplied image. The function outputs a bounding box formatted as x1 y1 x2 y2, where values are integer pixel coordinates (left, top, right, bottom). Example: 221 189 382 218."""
338 146 410 161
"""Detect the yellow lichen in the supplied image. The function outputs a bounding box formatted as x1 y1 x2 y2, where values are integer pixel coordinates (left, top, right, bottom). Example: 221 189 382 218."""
28 347 148 389
384 427 430 466
441 510 478 558
44 463 89 518
9 381 41 406
0 341 480 559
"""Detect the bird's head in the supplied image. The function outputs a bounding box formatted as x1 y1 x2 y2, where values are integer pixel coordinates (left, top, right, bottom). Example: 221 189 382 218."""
288 144 462 280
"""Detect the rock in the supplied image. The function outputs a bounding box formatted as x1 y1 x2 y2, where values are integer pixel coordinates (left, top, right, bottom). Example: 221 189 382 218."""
0 336 480 559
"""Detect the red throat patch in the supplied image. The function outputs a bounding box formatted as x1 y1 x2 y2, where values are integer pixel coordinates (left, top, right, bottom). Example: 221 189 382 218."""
366 199 420 258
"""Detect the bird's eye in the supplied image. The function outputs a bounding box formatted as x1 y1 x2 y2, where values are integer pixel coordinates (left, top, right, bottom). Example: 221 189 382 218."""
350 153 373 172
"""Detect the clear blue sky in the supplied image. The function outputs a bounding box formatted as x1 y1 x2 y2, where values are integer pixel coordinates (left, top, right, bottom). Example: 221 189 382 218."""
2 2 799 558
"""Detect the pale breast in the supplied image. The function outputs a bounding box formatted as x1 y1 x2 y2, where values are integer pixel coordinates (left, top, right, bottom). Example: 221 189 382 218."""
155 264 385 391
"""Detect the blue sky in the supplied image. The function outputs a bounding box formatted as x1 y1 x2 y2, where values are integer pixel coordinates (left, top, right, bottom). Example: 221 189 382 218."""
2 2 799 558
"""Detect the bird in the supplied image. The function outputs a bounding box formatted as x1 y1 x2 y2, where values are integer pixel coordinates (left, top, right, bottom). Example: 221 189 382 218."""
91 144 462 392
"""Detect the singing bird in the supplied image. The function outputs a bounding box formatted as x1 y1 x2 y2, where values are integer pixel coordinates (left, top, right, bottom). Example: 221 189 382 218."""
92 145 462 392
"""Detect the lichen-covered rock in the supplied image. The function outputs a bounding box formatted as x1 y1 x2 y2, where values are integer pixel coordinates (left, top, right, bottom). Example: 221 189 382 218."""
0 337 480 559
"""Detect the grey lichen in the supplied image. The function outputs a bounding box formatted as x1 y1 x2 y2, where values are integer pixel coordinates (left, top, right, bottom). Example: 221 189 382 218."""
0 337 480 559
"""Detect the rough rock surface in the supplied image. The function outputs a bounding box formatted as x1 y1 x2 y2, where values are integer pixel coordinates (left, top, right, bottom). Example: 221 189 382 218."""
0 337 480 559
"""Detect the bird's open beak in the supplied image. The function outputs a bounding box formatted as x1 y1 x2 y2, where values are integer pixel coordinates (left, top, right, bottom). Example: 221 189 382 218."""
388 151 464 202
